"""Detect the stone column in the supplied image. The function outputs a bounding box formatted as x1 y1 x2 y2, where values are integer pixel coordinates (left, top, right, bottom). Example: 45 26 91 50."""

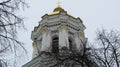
41 28 51 52
59 24 69 49
74 32 83 52
32 42 38 58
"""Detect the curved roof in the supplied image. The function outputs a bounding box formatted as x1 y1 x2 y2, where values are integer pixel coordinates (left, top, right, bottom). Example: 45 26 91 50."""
53 5 65 12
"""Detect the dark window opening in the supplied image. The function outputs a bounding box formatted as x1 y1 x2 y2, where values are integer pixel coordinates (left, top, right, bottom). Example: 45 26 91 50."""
69 39 72 50
52 37 59 53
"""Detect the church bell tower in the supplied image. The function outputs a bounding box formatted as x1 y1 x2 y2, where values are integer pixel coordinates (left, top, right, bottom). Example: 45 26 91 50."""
23 5 87 67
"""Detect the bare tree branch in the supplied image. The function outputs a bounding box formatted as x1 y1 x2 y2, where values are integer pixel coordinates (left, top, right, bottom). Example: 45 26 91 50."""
92 28 120 67
0 0 28 67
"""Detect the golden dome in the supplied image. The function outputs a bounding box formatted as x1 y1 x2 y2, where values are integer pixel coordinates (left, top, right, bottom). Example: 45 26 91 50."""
53 5 65 12
42 5 80 22
48 5 65 16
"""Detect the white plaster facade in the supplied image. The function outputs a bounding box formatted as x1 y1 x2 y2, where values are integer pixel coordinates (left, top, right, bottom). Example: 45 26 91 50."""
23 6 87 67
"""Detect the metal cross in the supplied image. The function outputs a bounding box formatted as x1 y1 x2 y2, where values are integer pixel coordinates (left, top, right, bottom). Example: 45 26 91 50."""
57 0 61 5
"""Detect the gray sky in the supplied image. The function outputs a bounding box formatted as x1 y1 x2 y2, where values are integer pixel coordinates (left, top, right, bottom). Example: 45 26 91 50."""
18 0 120 67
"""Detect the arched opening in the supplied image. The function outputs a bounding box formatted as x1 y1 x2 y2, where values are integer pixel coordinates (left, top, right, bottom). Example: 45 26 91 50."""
52 37 59 53
69 39 73 50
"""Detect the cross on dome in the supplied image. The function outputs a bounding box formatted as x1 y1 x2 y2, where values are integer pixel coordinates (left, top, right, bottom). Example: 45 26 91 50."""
52 1 65 12
57 0 61 6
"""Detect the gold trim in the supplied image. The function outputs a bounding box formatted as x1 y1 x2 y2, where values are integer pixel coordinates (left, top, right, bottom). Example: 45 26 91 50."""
48 11 60 16
32 42 35 46
80 32 85 38
60 24 67 29
41 28 46 33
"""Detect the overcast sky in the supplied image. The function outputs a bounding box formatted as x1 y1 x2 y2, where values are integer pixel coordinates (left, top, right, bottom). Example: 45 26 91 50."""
18 0 120 67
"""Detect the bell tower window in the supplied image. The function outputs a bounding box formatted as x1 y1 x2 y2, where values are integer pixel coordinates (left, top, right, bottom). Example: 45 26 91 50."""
52 37 59 53
69 39 72 51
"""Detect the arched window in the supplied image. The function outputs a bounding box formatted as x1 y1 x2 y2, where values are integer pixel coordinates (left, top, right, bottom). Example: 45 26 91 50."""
69 39 72 50
52 37 59 53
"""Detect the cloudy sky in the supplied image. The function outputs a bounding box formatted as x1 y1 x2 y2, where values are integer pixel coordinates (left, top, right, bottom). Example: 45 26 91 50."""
18 0 120 67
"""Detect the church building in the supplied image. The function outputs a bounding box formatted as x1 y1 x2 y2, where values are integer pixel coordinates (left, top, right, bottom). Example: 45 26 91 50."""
22 5 88 67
